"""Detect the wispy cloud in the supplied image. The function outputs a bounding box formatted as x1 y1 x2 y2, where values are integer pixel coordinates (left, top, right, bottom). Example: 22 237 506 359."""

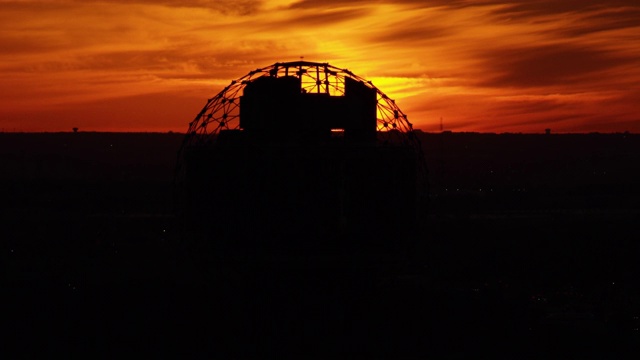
0 0 638 132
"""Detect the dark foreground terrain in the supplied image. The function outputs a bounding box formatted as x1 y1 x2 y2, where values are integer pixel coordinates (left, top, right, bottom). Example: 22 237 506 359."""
2 131 639 357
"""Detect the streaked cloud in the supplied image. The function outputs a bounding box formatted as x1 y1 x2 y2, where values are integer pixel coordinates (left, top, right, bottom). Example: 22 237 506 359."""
0 0 638 132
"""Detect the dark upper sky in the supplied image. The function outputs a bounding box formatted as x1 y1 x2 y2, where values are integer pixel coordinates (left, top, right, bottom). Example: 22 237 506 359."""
1 0 638 132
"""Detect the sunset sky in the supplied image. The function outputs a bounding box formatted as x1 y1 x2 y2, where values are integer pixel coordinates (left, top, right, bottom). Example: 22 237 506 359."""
1 0 639 133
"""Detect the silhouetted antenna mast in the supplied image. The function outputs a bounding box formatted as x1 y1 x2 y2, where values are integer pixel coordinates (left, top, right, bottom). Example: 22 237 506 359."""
440 117 443 132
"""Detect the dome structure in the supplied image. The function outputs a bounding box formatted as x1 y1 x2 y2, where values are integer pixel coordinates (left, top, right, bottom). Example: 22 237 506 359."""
174 61 430 271
176 61 427 195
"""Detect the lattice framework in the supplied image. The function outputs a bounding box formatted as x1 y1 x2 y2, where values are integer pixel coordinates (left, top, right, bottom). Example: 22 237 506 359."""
176 61 428 197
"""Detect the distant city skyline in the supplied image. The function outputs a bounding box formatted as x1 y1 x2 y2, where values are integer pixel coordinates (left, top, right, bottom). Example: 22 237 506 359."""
1 0 638 133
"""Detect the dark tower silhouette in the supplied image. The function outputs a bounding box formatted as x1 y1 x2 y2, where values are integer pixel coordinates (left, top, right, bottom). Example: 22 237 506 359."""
175 61 427 271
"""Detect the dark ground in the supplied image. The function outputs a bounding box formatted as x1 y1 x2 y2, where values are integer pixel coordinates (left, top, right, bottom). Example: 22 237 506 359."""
2 131 639 357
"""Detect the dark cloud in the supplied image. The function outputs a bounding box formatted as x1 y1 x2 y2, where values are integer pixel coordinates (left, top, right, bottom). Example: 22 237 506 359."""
491 0 640 17
367 22 450 46
476 44 633 88
70 0 264 15
288 0 380 10
267 8 371 28
288 0 499 10
0 0 263 17
289 0 640 19
0 1 73 11
553 8 640 37
492 98 576 117
0 35 66 56
68 48 288 80
3 90 207 132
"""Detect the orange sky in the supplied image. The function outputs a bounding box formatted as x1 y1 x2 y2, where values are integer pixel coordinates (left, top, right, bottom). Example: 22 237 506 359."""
1 0 639 133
